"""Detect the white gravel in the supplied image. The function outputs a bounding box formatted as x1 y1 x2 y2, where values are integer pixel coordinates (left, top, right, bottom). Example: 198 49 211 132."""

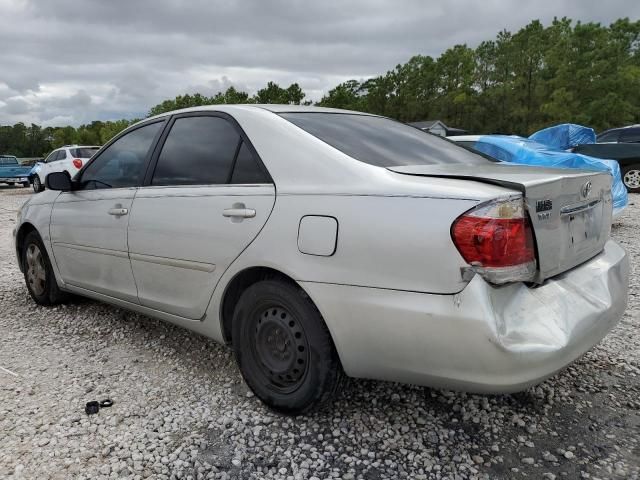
1 185 639 480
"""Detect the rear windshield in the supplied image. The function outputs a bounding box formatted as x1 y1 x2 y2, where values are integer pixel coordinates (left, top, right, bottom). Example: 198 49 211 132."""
0 156 18 165
280 113 492 167
70 147 99 158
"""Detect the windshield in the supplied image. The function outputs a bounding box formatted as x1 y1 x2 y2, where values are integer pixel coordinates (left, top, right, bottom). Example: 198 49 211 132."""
0 156 18 165
70 147 100 158
280 113 492 167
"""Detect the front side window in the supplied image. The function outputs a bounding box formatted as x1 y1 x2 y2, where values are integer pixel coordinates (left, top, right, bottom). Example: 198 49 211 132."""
280 113 490 167
80 122 162 189
152 116 241 186
44 151 58 163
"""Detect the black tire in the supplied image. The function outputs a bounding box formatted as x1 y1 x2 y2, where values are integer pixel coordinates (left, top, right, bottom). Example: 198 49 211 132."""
232 280 344 415
22 231 68 306
32 175 44 193
22 181 29 188
622 163 640 193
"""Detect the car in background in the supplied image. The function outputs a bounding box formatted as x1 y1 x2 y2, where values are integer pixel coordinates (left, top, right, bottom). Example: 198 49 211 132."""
30 145 100 193
573 142 640 193
0 155 32 187
597 125 640 144
13 105 628 413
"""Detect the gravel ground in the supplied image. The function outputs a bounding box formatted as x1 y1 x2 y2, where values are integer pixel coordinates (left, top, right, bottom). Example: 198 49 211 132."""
0 185 638 480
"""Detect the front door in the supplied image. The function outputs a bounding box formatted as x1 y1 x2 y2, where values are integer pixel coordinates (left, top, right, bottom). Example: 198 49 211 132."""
127 113 275 319
50 121 165 302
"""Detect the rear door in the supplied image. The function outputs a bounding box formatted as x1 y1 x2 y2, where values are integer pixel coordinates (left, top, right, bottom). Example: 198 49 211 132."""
127 112 275 319
50 121 165 301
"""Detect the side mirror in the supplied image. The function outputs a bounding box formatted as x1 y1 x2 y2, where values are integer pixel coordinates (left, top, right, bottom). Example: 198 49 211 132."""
46 171 73 191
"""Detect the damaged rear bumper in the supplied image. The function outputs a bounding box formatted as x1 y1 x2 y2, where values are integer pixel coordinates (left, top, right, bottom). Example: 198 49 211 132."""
302 240 629 393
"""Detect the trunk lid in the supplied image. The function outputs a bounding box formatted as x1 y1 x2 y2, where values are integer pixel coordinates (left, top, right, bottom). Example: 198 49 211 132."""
389 163 613 282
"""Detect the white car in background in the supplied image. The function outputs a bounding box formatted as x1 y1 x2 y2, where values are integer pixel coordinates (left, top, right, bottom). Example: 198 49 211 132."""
31 145 100 193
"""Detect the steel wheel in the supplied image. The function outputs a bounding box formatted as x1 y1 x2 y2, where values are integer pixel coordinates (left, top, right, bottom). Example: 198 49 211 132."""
623 169 640 190
232 279 344 414
250 306 310 393
25 243 46 296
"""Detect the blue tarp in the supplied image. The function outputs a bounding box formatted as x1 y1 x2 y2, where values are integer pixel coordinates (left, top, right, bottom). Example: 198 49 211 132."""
529 123 596 150
473 135 628 216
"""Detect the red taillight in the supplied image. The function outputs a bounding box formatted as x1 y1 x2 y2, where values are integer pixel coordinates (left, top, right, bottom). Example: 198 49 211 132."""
72 158 83 169
452 196 536 283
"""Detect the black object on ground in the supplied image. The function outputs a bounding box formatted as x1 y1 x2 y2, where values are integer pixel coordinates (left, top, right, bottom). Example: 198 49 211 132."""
85 401 100 415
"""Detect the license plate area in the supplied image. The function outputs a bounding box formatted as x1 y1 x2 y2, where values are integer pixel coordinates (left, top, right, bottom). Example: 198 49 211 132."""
561 199 603 255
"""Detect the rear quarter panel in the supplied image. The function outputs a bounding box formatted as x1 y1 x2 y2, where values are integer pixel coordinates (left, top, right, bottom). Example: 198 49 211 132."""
214 193 481 295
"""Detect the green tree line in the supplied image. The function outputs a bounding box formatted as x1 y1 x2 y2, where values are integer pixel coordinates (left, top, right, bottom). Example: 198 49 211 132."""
2 17 639 158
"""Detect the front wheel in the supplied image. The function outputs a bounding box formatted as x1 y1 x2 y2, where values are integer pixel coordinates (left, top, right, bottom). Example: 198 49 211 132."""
33 175 44 193
32 175 44 193
22 181 29 187
22 231 68 305
622 164 640 193
232 280 344 415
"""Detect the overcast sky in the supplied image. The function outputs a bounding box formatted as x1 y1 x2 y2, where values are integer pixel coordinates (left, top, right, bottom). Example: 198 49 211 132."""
1 0 638 126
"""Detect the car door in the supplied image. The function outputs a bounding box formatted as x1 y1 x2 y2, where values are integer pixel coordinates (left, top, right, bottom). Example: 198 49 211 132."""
127 113 275 319
39 150 61 181
49 120 165 302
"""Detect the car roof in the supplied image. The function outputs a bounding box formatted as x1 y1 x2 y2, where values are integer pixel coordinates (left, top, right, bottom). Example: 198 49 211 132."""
599 125 640 134
56 145 101 150
145 104 374 122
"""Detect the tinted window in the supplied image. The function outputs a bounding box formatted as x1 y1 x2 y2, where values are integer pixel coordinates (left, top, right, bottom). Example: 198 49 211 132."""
152 116 240 186
70 147 100 158
48 151 64 162
597 130 619 143
231 142 269 184
81 122 162 189
281 113 490 167
620 128 640 143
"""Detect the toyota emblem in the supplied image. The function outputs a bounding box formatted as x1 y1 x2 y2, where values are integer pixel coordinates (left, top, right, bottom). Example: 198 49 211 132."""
581 181 592 199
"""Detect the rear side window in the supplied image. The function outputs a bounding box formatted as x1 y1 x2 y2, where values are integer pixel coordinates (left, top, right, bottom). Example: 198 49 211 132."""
280 113 491 167
152 116 240 186
597 130 619 143
70 147 99 158
0 156 18 165
230 142 269 184
620 128 640 143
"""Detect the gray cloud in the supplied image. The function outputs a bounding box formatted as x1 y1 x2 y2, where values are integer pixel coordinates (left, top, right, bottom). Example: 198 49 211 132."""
1 0 638 126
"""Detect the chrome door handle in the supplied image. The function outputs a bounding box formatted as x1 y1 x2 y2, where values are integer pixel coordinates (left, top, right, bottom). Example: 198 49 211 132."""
223 208 256 218
108 208 128 216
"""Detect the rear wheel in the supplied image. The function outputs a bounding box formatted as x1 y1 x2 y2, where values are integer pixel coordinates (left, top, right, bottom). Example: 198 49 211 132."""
622 164 640 193
232 280 343 414
32 175 44 193
22 231 68 305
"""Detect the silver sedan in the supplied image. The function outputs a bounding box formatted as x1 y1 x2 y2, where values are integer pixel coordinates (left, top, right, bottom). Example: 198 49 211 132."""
14 105 629 414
